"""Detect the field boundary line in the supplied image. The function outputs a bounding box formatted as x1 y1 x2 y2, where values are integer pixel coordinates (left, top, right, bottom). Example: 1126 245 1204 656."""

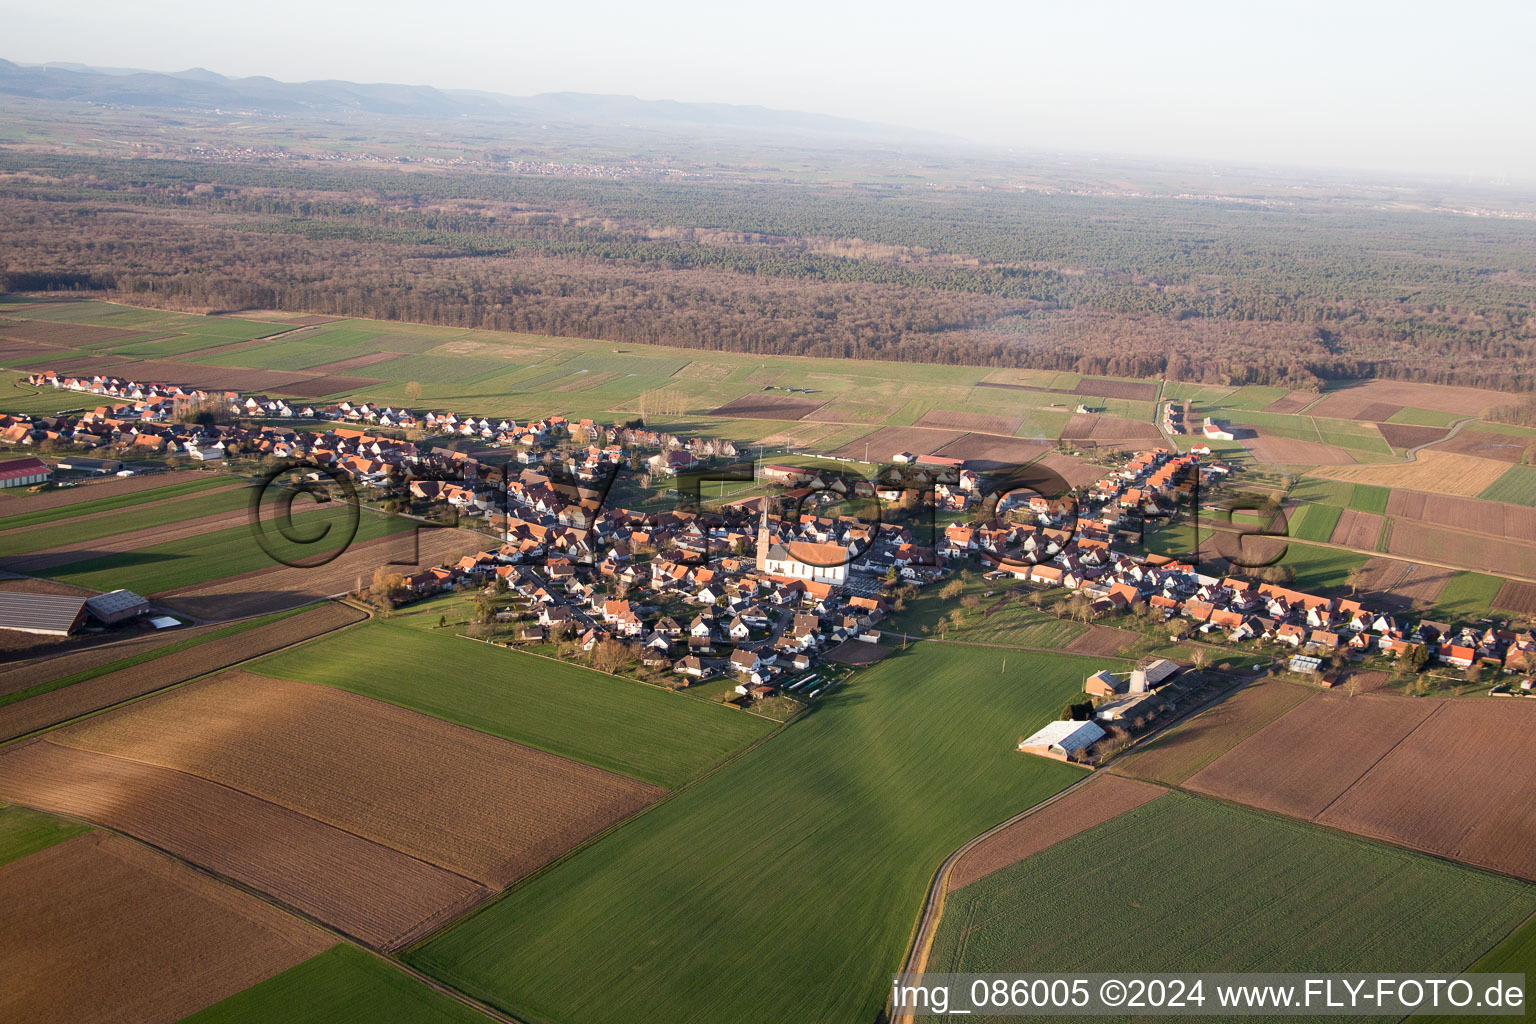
399 691 799 957
26 734 495 894
890 667 1259 1022
0 599 370 748
1308 699 1447 822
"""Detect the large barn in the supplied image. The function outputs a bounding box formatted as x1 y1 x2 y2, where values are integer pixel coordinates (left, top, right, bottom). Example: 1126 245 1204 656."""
0 593 89 635
0 457 50 489
1017 720 1105 761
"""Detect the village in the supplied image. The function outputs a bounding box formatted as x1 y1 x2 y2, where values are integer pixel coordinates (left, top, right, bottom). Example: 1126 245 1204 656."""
5 367 1534 730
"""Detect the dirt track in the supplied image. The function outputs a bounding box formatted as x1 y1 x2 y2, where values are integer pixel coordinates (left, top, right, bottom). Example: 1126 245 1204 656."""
0 832 328 1024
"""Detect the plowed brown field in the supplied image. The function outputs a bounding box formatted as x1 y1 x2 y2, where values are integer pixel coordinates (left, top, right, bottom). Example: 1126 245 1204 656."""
1316 701 1536 881
1243 435 1357 465
1493 580 1536 615
1328 508 1384 549
707 394 826 420
914 409 1022 435
1185 692 1437 819
0 601 366 742
1377 423 1449 450
54 670 666 888
1060 413 1160 441
948 775 1166 890
1259 391 1317 415
0 832 329 1024
1388 520 1536 578
932 433 1053 470
0 740 488 949
1430 429 1530 464
1307 381 1509 418
1387 489 1536 542
1063 624 1139 656
1113 677 1314 786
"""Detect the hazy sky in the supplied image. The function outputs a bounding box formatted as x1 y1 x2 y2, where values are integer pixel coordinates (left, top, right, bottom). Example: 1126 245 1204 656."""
4 0 1532 178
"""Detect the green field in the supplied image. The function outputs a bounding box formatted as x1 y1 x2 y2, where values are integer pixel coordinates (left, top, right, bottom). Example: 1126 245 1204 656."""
1276 540 1369 595
1284 502 1342 543
1415 911 1536 1024
1348 483 1390 514
253 620 773 789
883 571 1097 652
0 483 252 559
409 643 1091 1024
38 504 412 594
0 474 231 530
1430 572 1505 626
180 945 491 1024
1479 464 1536 505
1288 477 1356 507
0 803 90 866
929 793 1536 979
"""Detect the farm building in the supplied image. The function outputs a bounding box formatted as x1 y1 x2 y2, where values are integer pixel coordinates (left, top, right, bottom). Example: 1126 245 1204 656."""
0 456 50 488
54 456 124 475
1095 692 1166 724
1130 658 1181 692
85 589 150 625
1084 669 1126 697
1201 418 1235 441
1018 720 1105 761
0 593 88 635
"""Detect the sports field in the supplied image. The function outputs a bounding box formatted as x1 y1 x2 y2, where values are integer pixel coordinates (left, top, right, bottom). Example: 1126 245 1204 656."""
929 793 1536 977
410 643 1092 1024
253 621 774 789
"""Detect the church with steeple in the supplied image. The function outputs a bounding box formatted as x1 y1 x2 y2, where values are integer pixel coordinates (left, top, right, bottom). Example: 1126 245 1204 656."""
754 505 850 588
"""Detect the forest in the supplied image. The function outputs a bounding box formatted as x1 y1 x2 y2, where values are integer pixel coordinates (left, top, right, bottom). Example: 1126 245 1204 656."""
1 150 1533 392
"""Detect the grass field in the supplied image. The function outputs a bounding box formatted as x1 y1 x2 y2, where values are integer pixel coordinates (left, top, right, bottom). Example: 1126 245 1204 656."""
39 504 412 594
181 945 491 1024
1276 540 1370 595
1348 484 1391 514
884 571 1096 651
0 803 90 866
409 643 1092 1024
1285 502 1342 543
929 792 1536 979
1479 463 1536 505
1429 572 1505 625
0 483 253 559
0 475 231 531
252 621 773 789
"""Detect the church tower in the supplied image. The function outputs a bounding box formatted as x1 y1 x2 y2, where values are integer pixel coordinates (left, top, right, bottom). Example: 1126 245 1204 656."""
755 503 771 573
